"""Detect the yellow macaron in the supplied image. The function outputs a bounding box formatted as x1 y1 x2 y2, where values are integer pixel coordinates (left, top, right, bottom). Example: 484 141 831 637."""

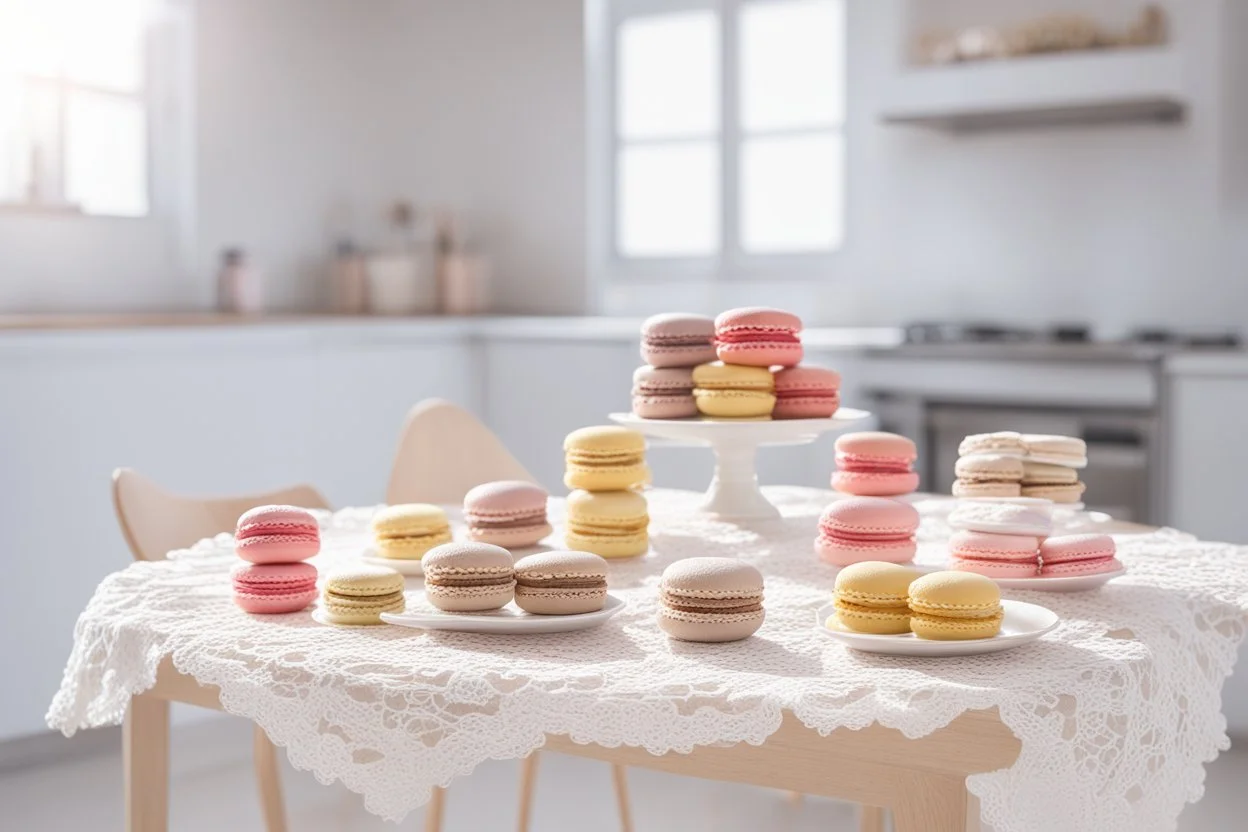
563 489 649 558
321 565 405 625
832 561 918 635
371 503 452 560
692 362 776 419
564 426 650 492
907 571 1003 640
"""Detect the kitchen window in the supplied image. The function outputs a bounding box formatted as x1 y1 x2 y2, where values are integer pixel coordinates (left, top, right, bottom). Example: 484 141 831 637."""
588 0 846 286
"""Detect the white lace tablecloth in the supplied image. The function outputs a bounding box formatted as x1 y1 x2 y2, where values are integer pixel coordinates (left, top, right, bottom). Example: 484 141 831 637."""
48 488 1248 831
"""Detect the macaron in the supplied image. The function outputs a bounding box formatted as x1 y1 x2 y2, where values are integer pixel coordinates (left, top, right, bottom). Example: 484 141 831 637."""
691 362 776 419
832 561 918 635
948 501 1052 537
632 366 698 419
713 307 803 368
657 557 765 643
462 481 552 548
948 530 1041 579
1039 534 1122 577
231 562 319 614
639 313 718 368
563 489 649 558
563 426 650 491
422 542 516 612
952 454 1024 498
908 571 1003 641
832 431 920 497
1021 461 1087 503
815 497 920 567
771 366 841 419
1023 434 1088 468
234 505 320 564
371 504 453 560
320 565 405 625
958 431 1025 458
513 550 609 615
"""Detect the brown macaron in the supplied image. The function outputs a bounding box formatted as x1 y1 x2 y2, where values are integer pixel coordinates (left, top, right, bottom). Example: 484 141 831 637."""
657 558 765 643
422 542 516 612
513 550 609 615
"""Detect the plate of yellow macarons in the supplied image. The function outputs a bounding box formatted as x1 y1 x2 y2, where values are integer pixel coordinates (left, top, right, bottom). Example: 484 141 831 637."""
818 562 1059 657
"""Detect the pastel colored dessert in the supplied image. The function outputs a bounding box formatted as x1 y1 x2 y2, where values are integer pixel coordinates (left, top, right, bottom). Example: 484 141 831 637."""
657 557 765 642
422 542 516 612
832 431 920 497
832 561 918 635
632 366 698 419
513 550 609 615
958 431 1026 458
771 366 841 419
713 307 804 368
1022 434 1088 468
1039 534 1122 577
320 565 405 625
815 497 920 567
371 503 453 560
563 489 649 558
463 481 552 548
948 501 1052 537
1021 461 1086 503
948 530 1041 579
234 505 320 564
639 312 718 368
908 571 1003 641
691 362 776 419
952 454 1024 498
231 562 318 614
563 426 650 491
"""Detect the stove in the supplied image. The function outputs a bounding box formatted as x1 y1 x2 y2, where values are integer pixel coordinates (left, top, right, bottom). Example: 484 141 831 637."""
902 322 1241 349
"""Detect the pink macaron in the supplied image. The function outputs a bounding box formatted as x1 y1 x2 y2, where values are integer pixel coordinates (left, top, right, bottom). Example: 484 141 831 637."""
713 307 804 368
640 313 718 368
232 561 319 614
1039 534 1123 577
772 366 841 419
235 505 321 564
815 497 919 567
462 480 553 548
948 530 1041 578
632 365 698 419
832 431 920 496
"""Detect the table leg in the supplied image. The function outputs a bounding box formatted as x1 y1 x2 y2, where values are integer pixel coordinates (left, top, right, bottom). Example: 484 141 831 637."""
891 773 967 832
517 754 539 832
425 786 446 832
965 793 982 832
610 764 634 832
859 804 886 832
124 693 169 832
252 725 288 832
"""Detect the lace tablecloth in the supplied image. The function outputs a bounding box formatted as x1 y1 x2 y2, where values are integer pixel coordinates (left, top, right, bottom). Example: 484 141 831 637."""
48 488 1248 831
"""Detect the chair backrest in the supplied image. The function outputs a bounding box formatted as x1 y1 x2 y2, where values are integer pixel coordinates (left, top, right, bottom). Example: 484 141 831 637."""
113 468 331 562
386 399 537 505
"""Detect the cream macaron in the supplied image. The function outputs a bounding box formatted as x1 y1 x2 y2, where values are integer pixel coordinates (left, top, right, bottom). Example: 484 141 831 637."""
658 558 765 642
321 565 406 625
832 561 919 635
907 571 1003 641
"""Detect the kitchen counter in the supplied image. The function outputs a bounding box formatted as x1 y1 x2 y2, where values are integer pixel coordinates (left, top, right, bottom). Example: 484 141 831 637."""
1165 351 1248 376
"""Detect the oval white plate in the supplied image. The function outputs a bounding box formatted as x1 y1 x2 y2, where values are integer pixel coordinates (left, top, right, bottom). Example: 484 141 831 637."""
361 551 424 577
817 599 1059 657
990 566 1125 592
381 594 626 634
311 606 391 627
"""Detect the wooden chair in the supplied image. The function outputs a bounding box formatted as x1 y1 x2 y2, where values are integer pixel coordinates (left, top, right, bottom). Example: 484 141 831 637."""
387 400 633 832
112 468 330 832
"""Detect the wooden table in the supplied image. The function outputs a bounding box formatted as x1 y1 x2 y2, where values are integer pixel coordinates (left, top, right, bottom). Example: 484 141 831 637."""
127 658 1020 832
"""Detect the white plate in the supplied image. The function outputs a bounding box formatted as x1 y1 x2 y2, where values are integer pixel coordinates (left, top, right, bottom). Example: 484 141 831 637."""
989 566 1126 592
611 409 871 446
311 606 391 627
817 599 1059 657
958 496 1054 509
360 549 424 576
381 594 626 634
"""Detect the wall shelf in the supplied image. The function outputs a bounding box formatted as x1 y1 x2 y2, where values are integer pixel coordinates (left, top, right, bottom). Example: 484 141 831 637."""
880 48 1186 131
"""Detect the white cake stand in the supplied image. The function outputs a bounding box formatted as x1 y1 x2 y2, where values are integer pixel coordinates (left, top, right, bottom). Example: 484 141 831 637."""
610 409 871 521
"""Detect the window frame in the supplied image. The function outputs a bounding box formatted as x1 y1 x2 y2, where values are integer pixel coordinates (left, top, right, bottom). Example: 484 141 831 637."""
587 0 847 297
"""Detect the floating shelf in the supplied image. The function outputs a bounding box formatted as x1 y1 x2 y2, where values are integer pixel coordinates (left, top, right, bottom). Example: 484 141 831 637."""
880 48 1186 131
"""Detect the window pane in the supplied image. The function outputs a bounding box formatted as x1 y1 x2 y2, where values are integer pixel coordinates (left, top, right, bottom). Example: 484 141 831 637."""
618 142 719 257
618 11 719 140
65 90 148 216
740 0 845 132
740 133 842 253
64 0 148 91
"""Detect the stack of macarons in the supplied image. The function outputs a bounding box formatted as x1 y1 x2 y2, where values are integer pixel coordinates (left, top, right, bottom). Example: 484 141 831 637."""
231 505 321 614
371 503 453 562
815 497 921 567
831 432 919 497
657 557 765 642
947 501 1052 577
832 561 1003 640
462 481 552 550
563 426 650 558
955 432 1087 503
633 313 716 419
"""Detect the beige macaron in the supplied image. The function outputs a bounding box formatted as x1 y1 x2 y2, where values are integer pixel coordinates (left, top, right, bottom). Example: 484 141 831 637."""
422 542 516 612
1021 461 1086 502
953 454 1025 498
658 558 764 643
321 564 406 625
513 550 609 615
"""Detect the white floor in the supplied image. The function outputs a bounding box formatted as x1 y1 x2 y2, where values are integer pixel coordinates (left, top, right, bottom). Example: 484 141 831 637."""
5 717 1246 831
